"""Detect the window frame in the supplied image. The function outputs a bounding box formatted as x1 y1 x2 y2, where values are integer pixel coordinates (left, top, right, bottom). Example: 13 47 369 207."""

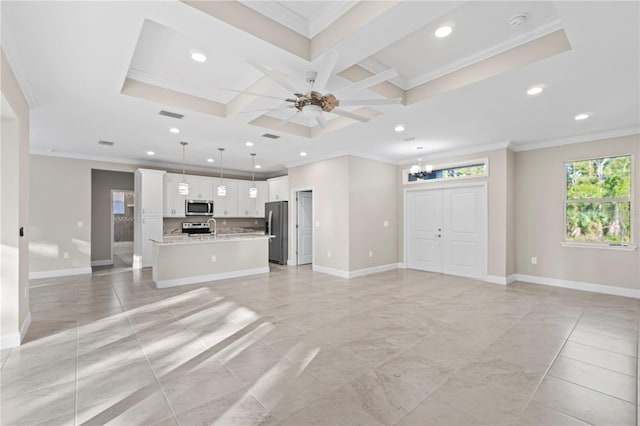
402 157 489 185
562 154 636 250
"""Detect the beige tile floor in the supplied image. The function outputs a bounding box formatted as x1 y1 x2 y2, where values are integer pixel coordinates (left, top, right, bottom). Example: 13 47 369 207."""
1 266 637 425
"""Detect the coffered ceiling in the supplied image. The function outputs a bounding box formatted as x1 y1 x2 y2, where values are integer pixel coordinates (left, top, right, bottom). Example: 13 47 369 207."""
1 1 638 177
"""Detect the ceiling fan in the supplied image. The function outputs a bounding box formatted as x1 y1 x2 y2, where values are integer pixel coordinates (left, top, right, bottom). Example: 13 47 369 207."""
226 51 402 128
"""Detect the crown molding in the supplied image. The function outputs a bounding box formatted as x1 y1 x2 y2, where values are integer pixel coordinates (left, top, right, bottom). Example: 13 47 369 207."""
284 149 397 170
397 140 513 165
126 68 230 104
510 127 640 152
241 1 310 37
2 32 39 109
405 19 564 90
308 2 358 38
28 148 273 179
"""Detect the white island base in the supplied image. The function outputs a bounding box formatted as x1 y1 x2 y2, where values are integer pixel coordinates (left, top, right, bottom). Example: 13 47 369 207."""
151 235 271 288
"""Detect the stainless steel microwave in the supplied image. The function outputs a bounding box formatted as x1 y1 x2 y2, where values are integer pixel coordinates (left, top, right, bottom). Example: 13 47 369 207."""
185 200 214 216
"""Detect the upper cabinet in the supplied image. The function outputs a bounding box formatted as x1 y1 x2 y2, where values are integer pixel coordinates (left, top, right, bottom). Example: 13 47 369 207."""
186 175 214 201
236 181 268 217
213 179 238 217
268 176 289 201
136 169 165 217
163 173 186 218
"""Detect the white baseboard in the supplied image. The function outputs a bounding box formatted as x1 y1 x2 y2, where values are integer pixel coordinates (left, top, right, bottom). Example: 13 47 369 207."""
348 263 403 278
312 265 350 278
29 267 92 280
313 263 402 279
91 259 113 267
513 273 640 299
132 255 142 270
154 267 270 289
485 274 517 285
0 311 31 349
20 311 31 342
287 259 296 266
0 332 20 349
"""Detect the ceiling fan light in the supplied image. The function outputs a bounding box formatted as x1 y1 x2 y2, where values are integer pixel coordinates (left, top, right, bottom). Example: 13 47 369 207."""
217 184 226 197
302 104 322 118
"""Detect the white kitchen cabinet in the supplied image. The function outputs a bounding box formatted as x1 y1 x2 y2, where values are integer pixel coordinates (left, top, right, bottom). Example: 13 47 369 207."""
236 180 255 217
163 173 186 217
134 169 165 269
138 169 164 217
186 175 214 201
255 181 268 217
213 179 238 217
268 176 289 201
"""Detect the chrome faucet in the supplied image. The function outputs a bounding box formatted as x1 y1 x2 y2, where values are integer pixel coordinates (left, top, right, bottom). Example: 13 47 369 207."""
207 218 217 236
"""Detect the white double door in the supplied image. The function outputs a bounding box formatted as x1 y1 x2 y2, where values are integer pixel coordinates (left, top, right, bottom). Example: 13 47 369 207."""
406 185 486 278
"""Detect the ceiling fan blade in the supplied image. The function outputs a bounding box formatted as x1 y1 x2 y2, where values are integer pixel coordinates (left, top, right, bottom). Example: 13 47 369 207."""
275 110 299 127
330 108 370 123
247 59 298 94
339 98 402 106
316 114 327 128
312 50 339 92
336 68 399 95
219 87 289 102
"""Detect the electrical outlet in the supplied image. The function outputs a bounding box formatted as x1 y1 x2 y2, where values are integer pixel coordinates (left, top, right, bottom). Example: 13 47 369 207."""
531 257 537 265
369 250 373 258
63 252 69 259
327 251 331 258
77 220 83 228
211 255 217 262
383 221 389 227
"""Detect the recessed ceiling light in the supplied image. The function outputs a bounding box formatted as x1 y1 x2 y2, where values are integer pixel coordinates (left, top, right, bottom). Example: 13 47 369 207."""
191 52 207 63
574 113 590 121
245 141 254 147
300 152 307 157
255 164 262 169
394 124 405 132
207 158 214 163
526 86 543 96
435 25 453 38
146 151 155 156
169 127 180 134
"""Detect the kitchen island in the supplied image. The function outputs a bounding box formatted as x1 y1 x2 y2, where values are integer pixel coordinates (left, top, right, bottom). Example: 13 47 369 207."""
151 234 271 288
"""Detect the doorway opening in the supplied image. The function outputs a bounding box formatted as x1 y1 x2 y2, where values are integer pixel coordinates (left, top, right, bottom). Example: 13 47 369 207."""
111 190 135 268
295 190 313 266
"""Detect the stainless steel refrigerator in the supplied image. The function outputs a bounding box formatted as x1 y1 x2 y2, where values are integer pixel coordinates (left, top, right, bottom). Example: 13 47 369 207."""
265 201 288 265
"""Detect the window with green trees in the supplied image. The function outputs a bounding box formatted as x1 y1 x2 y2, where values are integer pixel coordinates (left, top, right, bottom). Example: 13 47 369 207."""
565 155 632 244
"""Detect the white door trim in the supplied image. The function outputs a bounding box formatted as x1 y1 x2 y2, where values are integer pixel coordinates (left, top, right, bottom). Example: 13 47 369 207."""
289 185 315 266
403 181 488 279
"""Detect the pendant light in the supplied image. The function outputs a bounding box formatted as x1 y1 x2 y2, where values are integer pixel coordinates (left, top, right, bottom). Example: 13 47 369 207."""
249 153 258 198
178 142 189 195
217 148 226 196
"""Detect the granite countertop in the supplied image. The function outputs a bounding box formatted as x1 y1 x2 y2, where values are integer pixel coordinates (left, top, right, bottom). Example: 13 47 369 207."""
152 233 272 245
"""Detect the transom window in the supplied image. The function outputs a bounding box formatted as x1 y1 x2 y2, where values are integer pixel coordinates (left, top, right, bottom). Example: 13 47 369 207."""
565 155 632 245
404 158 488 184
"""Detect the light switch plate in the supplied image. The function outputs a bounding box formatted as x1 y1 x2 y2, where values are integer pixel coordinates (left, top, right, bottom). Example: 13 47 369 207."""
383 221 389 227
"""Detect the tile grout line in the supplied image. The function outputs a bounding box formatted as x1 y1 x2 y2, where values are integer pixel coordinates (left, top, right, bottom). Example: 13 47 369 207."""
546 369 637 404
111 282 182 426
554 353 638 378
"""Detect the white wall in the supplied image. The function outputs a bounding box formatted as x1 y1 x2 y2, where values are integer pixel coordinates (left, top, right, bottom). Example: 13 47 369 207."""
29 155 138 276
288 155 399 275
515 134 640 290
1 49 31 347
